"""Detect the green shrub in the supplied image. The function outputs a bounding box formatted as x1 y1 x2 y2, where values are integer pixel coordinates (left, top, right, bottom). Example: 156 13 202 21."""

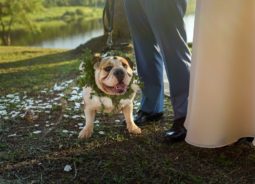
75 9 84 16
61 11 76 22
62 11 76 17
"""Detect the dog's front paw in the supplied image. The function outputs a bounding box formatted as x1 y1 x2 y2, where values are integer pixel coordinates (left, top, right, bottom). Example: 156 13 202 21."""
78 128 93 139
128 126 142 134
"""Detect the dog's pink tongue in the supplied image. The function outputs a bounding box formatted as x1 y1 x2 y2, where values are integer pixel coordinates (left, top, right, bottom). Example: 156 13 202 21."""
114 83 126 93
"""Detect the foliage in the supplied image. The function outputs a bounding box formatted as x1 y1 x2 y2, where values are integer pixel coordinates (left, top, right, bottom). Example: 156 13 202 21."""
75 8 85 16
77 49 96 89
77 49 142 111
0 0 43 45
0 6 102 46
61 8 87 22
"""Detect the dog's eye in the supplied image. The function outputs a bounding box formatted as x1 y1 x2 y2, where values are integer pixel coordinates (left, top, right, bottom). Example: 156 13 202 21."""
104 66 113 72
122 63 128 68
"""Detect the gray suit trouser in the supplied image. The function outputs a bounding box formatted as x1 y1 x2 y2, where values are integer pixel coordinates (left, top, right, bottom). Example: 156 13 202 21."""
124 0 191 120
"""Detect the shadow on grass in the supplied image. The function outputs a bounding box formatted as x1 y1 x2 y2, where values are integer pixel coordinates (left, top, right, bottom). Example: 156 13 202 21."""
58 136 255 184
1 119 254 184
0 51 75 69
0 50 80 95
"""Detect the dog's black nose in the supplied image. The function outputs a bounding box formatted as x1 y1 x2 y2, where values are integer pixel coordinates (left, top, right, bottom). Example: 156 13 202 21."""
113 69 125 82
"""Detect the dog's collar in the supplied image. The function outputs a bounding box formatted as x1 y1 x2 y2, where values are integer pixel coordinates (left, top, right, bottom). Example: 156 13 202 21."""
93 83 135 112
77 49 141 111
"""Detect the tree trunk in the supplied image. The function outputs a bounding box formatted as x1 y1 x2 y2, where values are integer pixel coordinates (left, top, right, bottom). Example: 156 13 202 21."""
0 15 12 46
6 33 11 46
75 0 131 53
112 0 130 41
1 33 11 46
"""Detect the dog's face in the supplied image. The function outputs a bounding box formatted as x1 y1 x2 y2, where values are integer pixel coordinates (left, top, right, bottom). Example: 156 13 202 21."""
94 56 133 96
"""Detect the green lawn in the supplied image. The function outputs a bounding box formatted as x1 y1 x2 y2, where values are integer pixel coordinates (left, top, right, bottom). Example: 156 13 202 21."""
0 46 79 95
187 0 196 15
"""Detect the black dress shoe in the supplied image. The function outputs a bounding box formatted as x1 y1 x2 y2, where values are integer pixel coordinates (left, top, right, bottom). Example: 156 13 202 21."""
163 117 187 143
134 110 163 126
246 137 254 142
237 137 254 144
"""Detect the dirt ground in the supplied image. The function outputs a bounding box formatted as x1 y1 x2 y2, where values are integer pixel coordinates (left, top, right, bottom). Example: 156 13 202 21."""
1 84 255 183
0 47 255 184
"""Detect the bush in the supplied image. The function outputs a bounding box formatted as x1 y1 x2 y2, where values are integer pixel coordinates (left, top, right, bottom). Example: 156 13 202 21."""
75 9 84 16
62 11 76 17
61 11 76 22
43 0 105 7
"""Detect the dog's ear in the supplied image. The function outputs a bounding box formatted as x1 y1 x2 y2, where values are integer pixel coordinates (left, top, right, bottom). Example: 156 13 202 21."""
93 62 100 69
124 57 134 69
93 53 101 69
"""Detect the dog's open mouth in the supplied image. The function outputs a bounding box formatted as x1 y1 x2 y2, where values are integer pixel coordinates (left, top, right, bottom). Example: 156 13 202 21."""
103 83 128 95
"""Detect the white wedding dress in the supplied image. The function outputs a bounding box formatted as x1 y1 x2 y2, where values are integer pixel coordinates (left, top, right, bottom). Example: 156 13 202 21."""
184 0 255 148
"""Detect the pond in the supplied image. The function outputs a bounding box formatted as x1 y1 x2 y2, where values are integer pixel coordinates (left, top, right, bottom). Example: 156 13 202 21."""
12 19 103 49
30 19 104 49
12 14 195 49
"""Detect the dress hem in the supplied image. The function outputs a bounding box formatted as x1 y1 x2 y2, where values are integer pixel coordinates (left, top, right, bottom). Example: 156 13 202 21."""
185 136 255 148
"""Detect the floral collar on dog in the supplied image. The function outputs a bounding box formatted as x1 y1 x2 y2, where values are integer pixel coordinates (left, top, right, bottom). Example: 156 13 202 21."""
77 49 141 111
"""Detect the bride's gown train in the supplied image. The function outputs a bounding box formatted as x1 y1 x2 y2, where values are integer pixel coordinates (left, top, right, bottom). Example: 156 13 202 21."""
184 0 255 148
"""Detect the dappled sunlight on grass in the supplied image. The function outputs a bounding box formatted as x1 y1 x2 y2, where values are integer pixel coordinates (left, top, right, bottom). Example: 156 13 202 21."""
0 60 76 74
0 46 67 63
0 46 79 95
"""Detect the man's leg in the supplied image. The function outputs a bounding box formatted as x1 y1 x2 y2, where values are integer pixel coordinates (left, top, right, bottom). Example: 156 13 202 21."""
124 0 164 124
142 0 191 141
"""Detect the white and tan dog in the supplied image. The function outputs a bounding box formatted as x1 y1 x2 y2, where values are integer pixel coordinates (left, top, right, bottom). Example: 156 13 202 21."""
78 55 141 139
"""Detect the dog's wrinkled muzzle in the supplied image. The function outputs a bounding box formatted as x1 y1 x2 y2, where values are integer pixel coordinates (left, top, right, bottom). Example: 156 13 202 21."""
113 69 125 83
114 83 127 94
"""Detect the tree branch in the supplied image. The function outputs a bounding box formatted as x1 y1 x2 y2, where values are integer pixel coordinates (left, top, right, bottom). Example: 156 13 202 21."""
0 16 6 33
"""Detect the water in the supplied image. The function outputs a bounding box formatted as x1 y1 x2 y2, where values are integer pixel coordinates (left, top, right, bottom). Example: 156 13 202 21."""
184 14 195 43
11 13 195 49
19 14 195 49
12 19 104 49
32 28 103 49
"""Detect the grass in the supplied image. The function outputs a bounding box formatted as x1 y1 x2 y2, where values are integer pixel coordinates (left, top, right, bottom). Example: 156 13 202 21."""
187 0 196 15
0 46 255 183
0 46 79 95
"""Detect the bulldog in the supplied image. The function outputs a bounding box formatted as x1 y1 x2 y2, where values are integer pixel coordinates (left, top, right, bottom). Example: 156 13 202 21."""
78 55 141 139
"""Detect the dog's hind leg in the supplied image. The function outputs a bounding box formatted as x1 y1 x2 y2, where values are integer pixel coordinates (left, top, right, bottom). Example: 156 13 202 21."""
78 109 96 139
122 104 141 134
